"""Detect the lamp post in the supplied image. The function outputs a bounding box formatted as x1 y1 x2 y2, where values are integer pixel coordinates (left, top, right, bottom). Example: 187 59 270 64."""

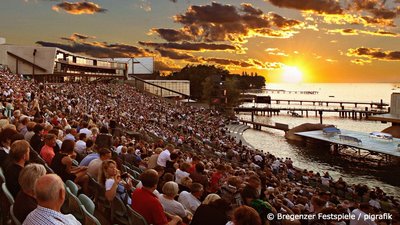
32 49 37 81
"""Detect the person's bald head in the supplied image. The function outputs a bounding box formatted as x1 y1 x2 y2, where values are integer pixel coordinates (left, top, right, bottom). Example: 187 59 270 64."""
35 174 65 207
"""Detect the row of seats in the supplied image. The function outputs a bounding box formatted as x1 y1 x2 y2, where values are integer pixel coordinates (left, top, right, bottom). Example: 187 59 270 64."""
62 180 100 225
0 167 20 225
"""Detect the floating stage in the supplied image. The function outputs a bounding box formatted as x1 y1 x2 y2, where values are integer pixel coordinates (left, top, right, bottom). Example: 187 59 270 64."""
296 130 400 162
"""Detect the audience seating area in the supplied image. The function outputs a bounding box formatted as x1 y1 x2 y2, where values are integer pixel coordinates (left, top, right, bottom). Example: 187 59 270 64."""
0 69 399 225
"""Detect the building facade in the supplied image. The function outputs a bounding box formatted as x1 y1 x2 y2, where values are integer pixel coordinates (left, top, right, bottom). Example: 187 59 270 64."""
0 45 127 82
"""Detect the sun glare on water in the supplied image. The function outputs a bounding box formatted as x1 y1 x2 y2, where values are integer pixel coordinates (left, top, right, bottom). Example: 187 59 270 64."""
282 66 303 83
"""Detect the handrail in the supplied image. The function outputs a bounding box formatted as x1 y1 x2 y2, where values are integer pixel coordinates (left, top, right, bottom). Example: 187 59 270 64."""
127 76 191 99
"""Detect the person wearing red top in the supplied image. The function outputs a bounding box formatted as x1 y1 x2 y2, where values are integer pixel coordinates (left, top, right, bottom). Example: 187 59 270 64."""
131 169 181 225
209 164 226 193
40 133 56 165
187 155 200 174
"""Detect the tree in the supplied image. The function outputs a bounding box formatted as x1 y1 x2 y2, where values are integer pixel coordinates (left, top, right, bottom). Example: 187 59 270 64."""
201 76 214 104
225 77 241 107
168 64 229 100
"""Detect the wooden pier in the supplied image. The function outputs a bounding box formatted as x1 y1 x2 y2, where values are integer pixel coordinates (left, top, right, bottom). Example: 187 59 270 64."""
236 97 389 120
271 99 388 109
234 106 388 120
239 119 289 132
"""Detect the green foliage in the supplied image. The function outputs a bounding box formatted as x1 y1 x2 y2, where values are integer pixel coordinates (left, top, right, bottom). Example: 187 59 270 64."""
157 64 265 102
201 76 214 103
225 77 241 107
168 64 229 100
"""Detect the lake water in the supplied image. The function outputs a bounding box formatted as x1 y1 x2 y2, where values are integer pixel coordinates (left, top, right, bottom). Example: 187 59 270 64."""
239 83 400 198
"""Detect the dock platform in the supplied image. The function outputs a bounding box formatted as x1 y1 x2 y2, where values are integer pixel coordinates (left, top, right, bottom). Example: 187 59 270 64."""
296 130 400 158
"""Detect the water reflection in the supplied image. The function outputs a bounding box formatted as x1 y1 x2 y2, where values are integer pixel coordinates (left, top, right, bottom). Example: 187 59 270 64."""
241 114 400 198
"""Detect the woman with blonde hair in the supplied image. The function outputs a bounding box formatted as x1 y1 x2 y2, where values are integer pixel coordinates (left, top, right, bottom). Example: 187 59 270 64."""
202 193 221 205
99 159 132 204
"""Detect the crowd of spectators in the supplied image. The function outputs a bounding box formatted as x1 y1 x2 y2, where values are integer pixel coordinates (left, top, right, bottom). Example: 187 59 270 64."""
0 69 399 225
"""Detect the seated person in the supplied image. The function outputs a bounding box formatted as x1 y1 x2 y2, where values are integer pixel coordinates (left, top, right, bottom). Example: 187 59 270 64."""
98 159 133 204
178 183 203 214
231 205 262 225
51 139 89 193
5 140 30 197
190 198 231 225
0 127 19 168
13 163 46 222
87 148 112 180
131 169 182 225
40 134 56 165
23 174 81 225
159 181 191 221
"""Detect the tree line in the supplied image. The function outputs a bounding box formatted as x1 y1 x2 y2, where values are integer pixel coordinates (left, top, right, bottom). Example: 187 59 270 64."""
154 64 266 107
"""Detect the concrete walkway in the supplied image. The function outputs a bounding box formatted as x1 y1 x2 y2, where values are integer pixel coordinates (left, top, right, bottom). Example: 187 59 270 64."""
226 123 255 149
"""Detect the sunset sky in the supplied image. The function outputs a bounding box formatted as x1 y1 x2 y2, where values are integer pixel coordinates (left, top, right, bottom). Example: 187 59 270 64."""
1 0 400 83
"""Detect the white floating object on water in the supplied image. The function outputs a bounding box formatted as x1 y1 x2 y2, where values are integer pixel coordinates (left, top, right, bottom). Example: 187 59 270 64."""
369 132 393 141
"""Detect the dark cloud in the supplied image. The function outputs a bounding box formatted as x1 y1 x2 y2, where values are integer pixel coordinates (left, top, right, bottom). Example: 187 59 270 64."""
201 57 253 67
176 3 241 24
72 33 93 40
37 38 147 58
61 33 95 41
139 41 239 51
361 16 396 26
269 13 302 28
160 2 302 43
151 28 193 42
351 58 372 65
240 3 263 15
345 0 400 26
350 0 399 19
327 28 359 35
347 47 400 60
267 0 343 14
154 60 180 72
327 28 399 36
155 48 195 60
52 1 107 15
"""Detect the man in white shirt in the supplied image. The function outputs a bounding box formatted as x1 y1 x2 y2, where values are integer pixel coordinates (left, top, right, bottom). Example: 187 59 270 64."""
75 133 87 155
23 174 81 225
178 183 203 214
350 203 377 225
157 144 174 167
64 128 77 141
78 121 92 138
87 148 112 180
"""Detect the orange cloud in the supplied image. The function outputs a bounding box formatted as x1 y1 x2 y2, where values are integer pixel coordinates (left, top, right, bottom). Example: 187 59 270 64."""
351 58 372 65
61 33 96 41
52 1 107 15
264 48 289 56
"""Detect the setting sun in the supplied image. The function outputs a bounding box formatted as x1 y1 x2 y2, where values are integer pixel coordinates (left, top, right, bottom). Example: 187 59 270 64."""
282 66 303 83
